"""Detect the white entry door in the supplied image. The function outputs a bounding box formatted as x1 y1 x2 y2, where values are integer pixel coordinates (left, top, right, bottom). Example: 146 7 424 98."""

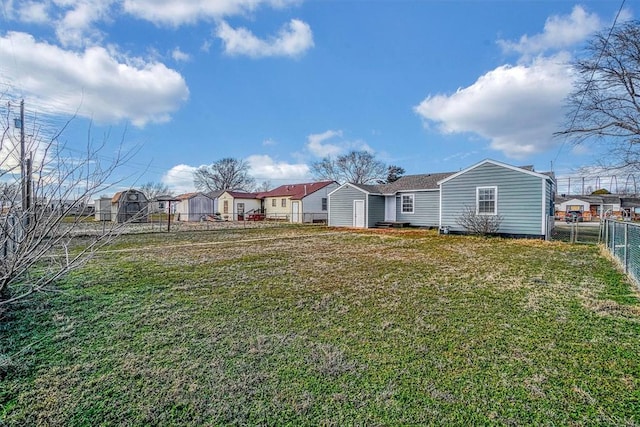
385 196 396 221
353 200 365 228
291 201 301 223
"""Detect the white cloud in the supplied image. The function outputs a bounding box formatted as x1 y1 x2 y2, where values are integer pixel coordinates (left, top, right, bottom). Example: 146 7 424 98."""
171 47 191 62
162 164 197 194
498 5 601 59
122 0 301 27
17 1 51 24
6 0 304 49
54 0 115 47
0 31 189 126
305 129 375 159
262 138 277 146
414 6 617 160
307 130 343 158
217 19 313 58
6 0 117 47
414 55 573 159
246 154 310 180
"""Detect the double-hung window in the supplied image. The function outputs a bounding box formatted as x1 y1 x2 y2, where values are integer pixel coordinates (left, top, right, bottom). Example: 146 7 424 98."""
401 194 415 214
281 198 287 207
476 186 497 215
271 199 276 207
321 198 328 211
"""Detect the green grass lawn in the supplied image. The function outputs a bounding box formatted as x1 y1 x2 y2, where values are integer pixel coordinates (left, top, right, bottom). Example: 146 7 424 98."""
1 227 639 425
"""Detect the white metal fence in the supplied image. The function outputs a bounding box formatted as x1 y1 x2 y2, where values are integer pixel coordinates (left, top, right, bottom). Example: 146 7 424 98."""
602 219 640 288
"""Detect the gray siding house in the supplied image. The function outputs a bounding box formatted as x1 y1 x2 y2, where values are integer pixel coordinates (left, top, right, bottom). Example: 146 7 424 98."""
328 174 450 229
328 159 555 239
328 183 385 228
439 160 555 239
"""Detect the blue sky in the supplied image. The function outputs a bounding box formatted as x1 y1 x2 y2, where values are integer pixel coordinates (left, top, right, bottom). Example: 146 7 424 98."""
0 0 632 195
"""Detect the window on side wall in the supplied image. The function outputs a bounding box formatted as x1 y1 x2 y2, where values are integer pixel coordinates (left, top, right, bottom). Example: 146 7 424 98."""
223 200 229 214
321 198 328 211
476 187 497 215
401 194 414 214
271 199 276 207
281 198 287 207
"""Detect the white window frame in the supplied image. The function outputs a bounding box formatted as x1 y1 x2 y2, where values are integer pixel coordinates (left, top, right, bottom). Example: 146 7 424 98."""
401 194 415 214
476 186 497 215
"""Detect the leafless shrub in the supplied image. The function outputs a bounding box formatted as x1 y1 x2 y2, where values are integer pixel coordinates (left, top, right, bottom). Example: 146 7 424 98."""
455 206 503 236
0 99 138 308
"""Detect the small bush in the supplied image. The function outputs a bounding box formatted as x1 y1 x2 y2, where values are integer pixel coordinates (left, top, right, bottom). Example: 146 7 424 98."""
455 206 503 235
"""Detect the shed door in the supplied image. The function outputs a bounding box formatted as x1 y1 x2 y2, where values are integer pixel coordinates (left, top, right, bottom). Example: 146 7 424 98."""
292 201 301 223
353 200 365 228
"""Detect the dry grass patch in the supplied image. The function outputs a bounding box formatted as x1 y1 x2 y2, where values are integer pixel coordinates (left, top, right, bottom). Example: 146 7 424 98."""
1 227 639 425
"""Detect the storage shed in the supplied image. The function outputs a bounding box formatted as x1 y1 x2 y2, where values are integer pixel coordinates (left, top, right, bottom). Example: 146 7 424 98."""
175 192 217 222
94 196 112 221
111 189 148 223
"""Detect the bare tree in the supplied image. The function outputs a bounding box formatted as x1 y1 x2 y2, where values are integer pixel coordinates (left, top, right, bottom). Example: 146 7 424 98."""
140 181 171 200
255 180 272 193
193 158 255 192
383 165 405 184
311 150 387 184
558 20 640 170
455 207 503 236
0 100 136 310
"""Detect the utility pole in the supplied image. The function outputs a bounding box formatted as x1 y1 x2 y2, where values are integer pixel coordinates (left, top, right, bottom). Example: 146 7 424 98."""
16 99 31 222
19 99 26 213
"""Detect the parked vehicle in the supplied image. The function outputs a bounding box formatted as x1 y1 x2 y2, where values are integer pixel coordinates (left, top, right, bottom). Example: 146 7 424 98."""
565 211 584 223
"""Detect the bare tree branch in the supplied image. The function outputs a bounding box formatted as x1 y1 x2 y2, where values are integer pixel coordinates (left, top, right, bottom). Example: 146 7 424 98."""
311 151 387 184
558 21 640 171
0 99 139 310
193 158 255 192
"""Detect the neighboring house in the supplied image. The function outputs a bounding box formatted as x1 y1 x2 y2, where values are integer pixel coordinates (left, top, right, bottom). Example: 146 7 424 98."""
207 190 225 215
110 189 148 223
328 159 556 239
175 192 217 222
36 198 92 216
555 194 640 220
262 181 338 223
147 198 168 214
217 190 261 221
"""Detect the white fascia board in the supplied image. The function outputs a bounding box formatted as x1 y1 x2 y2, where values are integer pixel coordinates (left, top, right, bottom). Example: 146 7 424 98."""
437 158 551 185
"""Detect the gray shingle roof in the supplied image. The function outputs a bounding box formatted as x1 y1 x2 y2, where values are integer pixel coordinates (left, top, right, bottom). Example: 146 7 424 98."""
349 183 383 194
377 172 455 193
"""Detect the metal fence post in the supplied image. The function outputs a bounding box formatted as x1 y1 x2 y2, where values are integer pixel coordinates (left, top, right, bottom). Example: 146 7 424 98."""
611 220 616 255
624 222 629 273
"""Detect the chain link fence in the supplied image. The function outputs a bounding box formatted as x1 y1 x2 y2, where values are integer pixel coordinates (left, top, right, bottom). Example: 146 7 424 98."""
602 219 640 288
551 221 601 244
62 209 328 236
